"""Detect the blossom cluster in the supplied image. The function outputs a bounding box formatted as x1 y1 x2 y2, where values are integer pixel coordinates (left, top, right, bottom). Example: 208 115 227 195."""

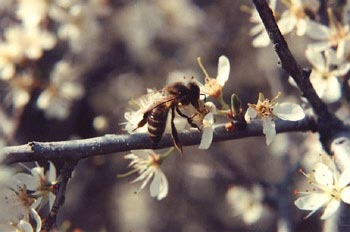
121 55 230 200
121 54 307 202
0 160 58 231
247 0 350 104
0 0 109 124
245 0 350 222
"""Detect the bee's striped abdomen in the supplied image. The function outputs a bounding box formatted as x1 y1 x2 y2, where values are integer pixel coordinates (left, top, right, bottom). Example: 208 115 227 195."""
147 103 170 147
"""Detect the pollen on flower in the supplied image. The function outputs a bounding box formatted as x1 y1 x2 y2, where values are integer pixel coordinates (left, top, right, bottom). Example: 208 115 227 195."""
294 189 299 195
245 92 305 145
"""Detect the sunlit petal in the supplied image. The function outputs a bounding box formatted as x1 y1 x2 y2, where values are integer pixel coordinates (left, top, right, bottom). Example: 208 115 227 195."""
321 199 340 220
216 55 230 86
262 118 276 145
273 103 305 121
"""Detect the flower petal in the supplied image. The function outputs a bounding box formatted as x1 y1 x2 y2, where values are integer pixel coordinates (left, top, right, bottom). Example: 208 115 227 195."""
252 31 270 47
321 199 340 220
245 107 258 122
273 103 305 121
243 203 263 224
18 220 33 232
48 161 57 183
306 21 330 40
341 187 350 204
262 117 276 145
12 173 39 191
49 192 56 210
278 14 296 35
216 55 230 86
313 162 334 186
305 48 325 71
150 169 168 200
322 76 341 103
199 126 214 149
338 168 350 188
294 193 329 210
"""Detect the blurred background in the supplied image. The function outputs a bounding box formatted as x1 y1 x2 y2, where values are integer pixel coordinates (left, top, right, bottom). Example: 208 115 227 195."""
0 0 332 231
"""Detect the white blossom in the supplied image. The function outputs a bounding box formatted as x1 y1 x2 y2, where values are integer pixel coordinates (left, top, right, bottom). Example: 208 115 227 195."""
226 185 264 225
16 0 49 28
295 160 350 220
278 0 319 36
0 186 41 232
198 55 230 98
306 17 350 52
4 26 56 60
245 92 305 145
49 0 109 52
0 43 22 80
305 48 350 103
12 162 57 210
123 150 169 200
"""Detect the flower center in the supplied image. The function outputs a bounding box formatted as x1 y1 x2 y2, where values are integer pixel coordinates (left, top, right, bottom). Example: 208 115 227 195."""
250 100 273 118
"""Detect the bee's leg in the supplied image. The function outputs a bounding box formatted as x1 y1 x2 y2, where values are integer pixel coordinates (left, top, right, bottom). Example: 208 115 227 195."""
132 112 148 131
171 107 183 155
176 108 201 130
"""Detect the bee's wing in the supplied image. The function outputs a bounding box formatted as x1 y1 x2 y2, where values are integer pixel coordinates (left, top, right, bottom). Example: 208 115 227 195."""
128 89 164 110
141 95 179 113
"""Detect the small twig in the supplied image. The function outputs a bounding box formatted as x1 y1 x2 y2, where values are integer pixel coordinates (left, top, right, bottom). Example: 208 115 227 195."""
2 117 316 164
251 0 348 151
41 159 78 232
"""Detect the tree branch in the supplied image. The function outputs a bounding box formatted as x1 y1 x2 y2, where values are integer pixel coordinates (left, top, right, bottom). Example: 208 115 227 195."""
2 117 316 164
41 159 78 232
251 0 348 150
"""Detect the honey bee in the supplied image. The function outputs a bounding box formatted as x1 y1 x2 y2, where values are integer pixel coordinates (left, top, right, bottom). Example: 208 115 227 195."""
133 81 203 154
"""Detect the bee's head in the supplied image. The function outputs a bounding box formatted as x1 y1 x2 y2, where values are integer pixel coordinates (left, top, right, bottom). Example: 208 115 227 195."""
188 82 200 107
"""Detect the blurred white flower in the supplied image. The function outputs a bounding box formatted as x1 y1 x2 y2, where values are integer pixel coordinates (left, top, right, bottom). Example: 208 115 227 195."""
123 150 169 200
36 60 85 119
226 185 264 225
49 0 109 52
6 73 35 109
198 55 230 99
306 48 350 103
0 219 34 232
245 92 305 145
331 137 350 172
4 26 56 60
248 0 277 47
13 162 57 210
295 160 350 220
306 16 350 52
278 0 319 36
17 0 48 28
0 43 22 80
